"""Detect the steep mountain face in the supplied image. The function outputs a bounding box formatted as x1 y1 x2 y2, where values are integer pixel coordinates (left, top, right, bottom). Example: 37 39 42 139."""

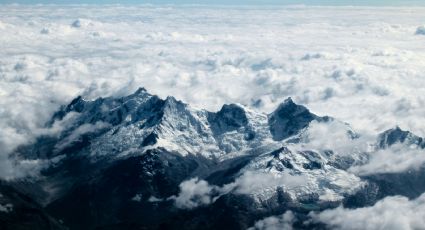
3 88 425 230
0 182 65 230
268 98 331 141
377 126 425 149
361 126 425 201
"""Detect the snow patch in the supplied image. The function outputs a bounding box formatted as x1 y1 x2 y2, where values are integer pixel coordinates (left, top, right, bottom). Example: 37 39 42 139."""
148 196 163 202
0 203 13 213
131 194 142 202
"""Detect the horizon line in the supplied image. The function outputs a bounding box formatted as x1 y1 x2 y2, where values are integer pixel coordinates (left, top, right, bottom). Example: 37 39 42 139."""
2 3 425 7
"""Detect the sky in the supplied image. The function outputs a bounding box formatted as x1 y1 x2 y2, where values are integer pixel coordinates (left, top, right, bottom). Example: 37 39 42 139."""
1 0 425 5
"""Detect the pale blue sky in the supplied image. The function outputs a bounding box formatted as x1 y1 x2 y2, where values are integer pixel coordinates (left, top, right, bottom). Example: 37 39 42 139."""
1 0 425 5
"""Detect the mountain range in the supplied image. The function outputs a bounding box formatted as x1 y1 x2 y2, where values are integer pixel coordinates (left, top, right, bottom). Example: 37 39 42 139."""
1 87 424 230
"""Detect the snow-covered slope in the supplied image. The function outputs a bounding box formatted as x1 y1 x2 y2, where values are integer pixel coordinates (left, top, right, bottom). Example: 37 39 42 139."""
44 88 340 160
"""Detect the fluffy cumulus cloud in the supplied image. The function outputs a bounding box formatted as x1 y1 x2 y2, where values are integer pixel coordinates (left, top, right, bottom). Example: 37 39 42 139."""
0 203 13 213
170 171 306 209
294 120 373 154
1 5 425 179
169 177 217 209
248 211 295 230
310 193 425 230
227 171 306 195
349 144 425 175
54 121 111 152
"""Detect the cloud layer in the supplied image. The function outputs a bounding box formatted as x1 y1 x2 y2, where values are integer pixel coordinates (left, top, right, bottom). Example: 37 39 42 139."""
349 144 425 175
248 211 295 230
311 193 425 230
169 171 306 209
169 177 216 209
1 5 425 178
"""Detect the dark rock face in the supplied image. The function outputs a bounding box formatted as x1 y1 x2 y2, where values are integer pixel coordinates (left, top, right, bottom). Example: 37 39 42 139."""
377 126 425 149
268 98 330 141
363 167 425 200
46 149 207 230
141 132 158 147
0 182 66 230
208 104 249 135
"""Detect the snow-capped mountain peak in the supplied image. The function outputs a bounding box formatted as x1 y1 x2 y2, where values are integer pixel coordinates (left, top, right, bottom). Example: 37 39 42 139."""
378 126 425 149
268 97 331 141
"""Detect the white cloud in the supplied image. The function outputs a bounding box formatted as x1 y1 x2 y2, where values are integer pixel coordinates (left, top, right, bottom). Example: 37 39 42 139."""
310 193 425 230
148 196 163 202
1 5 425 179
131 194 142 202
349 144 425 175
0 155 65 181
54 121 111 152
226 171 306 195
248 211 295 230
168 177 216 209
293 120 373 155
170 171 306 209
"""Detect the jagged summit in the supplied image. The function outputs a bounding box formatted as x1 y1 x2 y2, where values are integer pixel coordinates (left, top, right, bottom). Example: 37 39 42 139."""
50 90 341 157
163 95 187 112
208 104 249 135
67 95 85 111
45 90 340 159
280 96 295 105
268 97 330 141
378 126 425 149
134 87 148 95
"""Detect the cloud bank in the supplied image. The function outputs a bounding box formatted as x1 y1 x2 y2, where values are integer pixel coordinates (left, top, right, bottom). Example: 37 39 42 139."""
169 177 217 209
292 120 372 155
248 211 295 230
349 144 425 175
1 5 425 179
170 171 306 209
310 193 425 230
